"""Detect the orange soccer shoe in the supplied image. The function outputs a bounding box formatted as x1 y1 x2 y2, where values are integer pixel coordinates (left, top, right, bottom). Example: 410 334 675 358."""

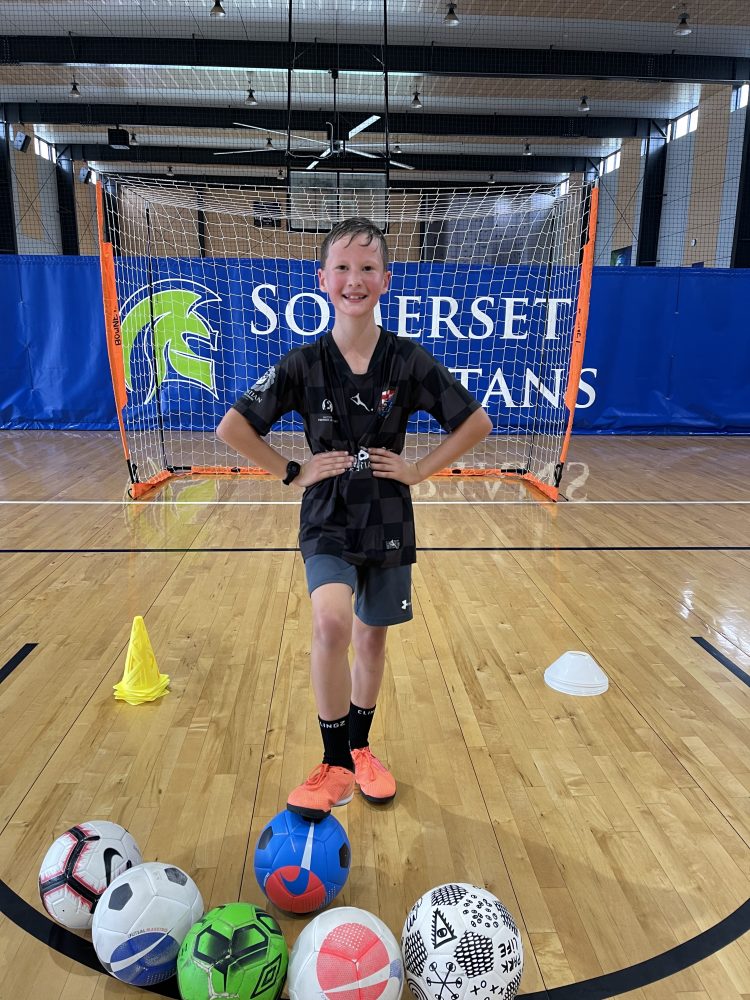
351 747 397 804
287 763 355 821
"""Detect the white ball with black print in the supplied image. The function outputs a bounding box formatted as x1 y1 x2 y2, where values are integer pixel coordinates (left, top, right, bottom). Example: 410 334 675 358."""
401 883 523 1000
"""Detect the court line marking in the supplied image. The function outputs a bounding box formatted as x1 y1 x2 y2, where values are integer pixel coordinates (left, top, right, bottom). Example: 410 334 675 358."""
0 499 749 507
0 878 746 1000
518 897 750 999
0 881 179 996
692 636 750 687
0 645 37 686
2 546 749 555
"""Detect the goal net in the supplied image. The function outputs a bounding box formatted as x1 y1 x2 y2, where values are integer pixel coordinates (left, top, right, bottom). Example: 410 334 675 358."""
97 176 598 500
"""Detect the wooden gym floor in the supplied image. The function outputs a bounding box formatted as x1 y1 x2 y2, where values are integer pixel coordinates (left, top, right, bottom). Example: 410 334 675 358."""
0 431 748 1000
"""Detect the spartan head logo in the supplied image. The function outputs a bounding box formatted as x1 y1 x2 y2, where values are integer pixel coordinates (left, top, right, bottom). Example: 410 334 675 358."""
120 280 220 402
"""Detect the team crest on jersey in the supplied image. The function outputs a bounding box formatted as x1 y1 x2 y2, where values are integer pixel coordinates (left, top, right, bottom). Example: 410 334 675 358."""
378 387 397 416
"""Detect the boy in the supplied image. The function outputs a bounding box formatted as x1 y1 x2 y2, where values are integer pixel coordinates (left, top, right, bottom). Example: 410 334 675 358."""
217 218 492 821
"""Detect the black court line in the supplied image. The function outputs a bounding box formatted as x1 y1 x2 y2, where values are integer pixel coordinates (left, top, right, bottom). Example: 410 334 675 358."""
0 881 179 996
1 546 749 554
0 644 37 685
517 897 750 999
0 879 747 999
693 636 750 688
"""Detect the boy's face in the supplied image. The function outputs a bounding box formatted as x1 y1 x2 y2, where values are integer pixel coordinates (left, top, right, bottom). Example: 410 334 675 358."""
318 235 391 321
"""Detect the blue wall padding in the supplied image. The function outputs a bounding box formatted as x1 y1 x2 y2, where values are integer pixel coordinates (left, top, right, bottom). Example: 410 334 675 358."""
577 267 750 432
0 256 748 433
1 257 116 428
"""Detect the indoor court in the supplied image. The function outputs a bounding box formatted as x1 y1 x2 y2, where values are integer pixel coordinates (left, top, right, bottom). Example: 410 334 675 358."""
1 435 749 999
2 3 750 1000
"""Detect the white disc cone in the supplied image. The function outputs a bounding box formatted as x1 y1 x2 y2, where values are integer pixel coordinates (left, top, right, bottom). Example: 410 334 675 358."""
544 651 608 696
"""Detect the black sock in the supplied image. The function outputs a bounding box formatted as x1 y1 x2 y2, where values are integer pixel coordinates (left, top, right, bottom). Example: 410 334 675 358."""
319 715 354 771
349 703 376 750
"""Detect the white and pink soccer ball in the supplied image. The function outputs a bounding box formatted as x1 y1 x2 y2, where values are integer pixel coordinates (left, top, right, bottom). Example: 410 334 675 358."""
38 820 142 929
288 905 404 1000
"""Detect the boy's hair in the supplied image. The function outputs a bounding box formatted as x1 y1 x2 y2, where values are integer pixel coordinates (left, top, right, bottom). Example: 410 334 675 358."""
319 217 389 270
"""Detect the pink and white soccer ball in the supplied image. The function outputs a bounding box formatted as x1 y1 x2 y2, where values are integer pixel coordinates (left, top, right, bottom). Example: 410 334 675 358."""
401 883 523 1000
288 905 404 1000
38 820 142 929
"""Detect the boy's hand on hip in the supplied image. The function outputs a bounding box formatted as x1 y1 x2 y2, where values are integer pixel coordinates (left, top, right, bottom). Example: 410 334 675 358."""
297 451 353 487
368 448 422 486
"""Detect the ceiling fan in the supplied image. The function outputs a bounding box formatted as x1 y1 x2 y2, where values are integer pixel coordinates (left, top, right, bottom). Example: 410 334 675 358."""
213 69 414 171
213 118 414 171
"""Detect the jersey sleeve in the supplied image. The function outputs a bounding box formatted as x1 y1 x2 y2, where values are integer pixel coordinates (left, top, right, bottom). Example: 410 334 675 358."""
231 351 301 436
410 346 482 432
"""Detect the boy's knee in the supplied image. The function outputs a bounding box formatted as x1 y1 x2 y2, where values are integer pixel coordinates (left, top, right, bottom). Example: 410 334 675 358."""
312 608 351 649
354 623 388 658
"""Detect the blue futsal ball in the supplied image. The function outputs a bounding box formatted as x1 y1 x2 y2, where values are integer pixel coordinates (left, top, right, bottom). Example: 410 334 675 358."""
254 809 351 914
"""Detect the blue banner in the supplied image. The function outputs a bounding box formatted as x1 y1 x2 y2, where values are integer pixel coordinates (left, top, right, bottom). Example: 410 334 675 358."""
1 255 749 433
112 257 575 434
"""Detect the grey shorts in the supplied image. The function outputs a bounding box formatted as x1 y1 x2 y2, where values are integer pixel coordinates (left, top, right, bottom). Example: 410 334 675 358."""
304 554 413 627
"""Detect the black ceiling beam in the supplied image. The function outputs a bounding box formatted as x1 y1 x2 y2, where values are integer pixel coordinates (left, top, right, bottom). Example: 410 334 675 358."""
2 35 748 83
9 103 655 139
109 169 287 187
71 143 588 173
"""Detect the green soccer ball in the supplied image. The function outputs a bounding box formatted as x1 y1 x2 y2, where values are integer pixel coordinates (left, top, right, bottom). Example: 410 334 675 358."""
177 902 288 1000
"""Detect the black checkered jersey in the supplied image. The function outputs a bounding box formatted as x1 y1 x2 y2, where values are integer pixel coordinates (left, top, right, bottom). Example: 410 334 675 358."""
233 328 481 567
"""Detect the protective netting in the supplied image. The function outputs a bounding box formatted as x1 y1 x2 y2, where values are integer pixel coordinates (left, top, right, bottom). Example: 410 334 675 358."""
99 174 595 495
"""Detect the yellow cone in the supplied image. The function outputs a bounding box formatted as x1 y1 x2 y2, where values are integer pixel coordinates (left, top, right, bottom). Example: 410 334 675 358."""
114 616 170 705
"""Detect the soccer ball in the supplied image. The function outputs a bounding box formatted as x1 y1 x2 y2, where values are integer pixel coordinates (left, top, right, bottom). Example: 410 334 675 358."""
254 809 350 915
92 861 204 986
38 820 142 929
288 906 403 1000
177 902 288 1000
401 883 523 1000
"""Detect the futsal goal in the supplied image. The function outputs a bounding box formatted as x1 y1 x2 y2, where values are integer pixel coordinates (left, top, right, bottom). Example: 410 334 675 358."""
97 176 598 500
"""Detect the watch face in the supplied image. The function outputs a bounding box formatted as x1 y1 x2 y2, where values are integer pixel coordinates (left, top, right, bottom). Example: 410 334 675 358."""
283 461 301 484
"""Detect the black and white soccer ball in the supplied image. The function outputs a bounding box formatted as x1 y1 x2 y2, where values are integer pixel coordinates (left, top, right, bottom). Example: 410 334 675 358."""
92 862 204 986
38 820 142 929
401 883 523 1000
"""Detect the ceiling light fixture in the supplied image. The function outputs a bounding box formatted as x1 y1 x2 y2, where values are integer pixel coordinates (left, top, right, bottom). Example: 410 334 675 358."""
411 90 423 109
265 136 273 148
245 87 257 106
130 132 138 146
674 11 692 36
578 95 590 113
70 79 81 98
393 143 402 154
108 127 130 149
444 2 459 26
167 165 174 177
489 173 495 184
277 168 284 180
210 0 226 17
524 142 532 156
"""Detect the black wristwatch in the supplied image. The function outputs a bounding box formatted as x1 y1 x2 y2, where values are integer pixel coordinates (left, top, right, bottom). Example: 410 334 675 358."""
282 460 301 486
